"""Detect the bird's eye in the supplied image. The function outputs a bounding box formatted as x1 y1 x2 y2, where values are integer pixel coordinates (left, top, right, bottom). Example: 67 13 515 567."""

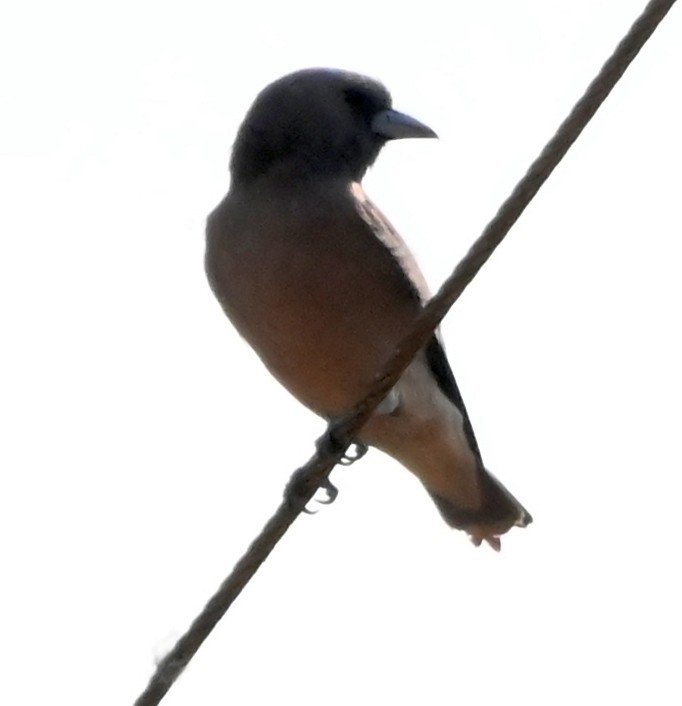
343 88 379 118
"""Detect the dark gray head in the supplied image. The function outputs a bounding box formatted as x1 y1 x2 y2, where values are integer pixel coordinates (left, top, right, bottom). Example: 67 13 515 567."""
230 68 437 185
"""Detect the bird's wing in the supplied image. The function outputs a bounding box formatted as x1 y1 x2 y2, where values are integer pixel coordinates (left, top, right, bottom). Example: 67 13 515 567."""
352 183 483 459
351 182 431 304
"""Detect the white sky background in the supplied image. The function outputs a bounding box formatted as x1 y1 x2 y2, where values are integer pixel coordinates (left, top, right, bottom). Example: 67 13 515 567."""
1 1 681 704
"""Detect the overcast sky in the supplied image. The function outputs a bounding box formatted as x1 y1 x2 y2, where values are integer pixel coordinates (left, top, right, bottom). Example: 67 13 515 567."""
1 1 681 704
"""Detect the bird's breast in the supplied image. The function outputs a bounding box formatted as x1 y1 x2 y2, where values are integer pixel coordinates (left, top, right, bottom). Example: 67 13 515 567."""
206 189 422 416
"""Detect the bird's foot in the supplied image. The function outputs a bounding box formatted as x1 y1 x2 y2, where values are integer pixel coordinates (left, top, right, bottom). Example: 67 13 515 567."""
286 469 338 513
287 435 369 513
339 441 369 466
314 477 338 505
315 426 369 466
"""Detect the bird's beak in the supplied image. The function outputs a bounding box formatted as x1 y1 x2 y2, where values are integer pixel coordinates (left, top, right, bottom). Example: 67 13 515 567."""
372 109 438 140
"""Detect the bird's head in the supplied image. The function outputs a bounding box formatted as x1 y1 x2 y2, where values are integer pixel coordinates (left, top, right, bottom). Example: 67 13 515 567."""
230 68 437 185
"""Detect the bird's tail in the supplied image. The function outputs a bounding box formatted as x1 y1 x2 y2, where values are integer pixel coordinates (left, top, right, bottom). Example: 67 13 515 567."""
427 467 532 551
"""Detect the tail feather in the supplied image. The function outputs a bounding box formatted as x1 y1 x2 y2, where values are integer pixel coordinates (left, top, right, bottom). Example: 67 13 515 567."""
428 466 532 550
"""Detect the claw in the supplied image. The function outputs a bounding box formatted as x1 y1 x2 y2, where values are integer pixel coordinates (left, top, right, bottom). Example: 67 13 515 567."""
292 439 368 514
339 441 369 466
316 477 338 504
286 468 339 513
301 478 337 512
302 478 337 512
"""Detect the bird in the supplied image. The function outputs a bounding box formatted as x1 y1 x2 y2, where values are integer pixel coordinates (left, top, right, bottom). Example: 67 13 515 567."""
205 68 531 549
